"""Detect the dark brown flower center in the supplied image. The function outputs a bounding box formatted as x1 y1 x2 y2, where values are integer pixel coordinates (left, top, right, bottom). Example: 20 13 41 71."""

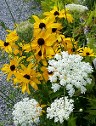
86 52 90 55
39 23 46 29
52 28 57 33
48 71 53 75
23 74 30 79
38 50 42 56
72 48 76 52
10 65 15 71
4 42 9 46
54 11 59 16
37 38 45 46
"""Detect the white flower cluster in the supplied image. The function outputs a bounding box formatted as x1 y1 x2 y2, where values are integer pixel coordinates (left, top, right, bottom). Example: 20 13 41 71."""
65 4 88 12
48 51 93 96
47 97 74 123
12 97 42 126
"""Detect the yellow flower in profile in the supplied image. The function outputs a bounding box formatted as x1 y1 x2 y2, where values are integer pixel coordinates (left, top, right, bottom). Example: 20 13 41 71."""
62 37 77 54
6 30 19 43
22 43 32 52
0 40 12 53
31 30 56 58
40 66 53 82
43 6 73 23
62 9 74 23
32 15 62 35
14 63 41 94
1 56 24 80
12 44 22 55
41 66 49 82
77 47 94 56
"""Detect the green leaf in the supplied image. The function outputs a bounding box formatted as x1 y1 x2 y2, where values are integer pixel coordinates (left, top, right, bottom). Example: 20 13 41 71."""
0 20 8 30
68 116 76 126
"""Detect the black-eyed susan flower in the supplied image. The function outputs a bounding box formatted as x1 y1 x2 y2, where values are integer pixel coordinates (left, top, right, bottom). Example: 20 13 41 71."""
31 30 56 58
62 37 77 54
41 66 53 82
1 56 24 80
0 40 13 53
14 63 41 94
77 47 94 56
0 30 18 53
43 6 73 23
32 15 62 36
44 6 63 19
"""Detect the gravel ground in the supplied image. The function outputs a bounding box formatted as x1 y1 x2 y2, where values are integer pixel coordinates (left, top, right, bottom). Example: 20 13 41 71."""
0 0 41 40
0 0 41 125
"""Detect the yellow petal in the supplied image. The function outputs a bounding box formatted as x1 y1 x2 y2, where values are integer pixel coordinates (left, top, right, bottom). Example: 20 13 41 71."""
46 47 55 56
22 83 27 93
32 15 40 22
0 40 4 46
30 81 38 90
7 72 12 81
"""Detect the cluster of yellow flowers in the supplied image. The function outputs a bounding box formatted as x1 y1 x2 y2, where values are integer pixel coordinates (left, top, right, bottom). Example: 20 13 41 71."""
0 6 94 94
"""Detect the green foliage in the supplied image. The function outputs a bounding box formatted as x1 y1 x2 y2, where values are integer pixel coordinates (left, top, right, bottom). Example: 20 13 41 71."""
41 0 76 12
68 116 76 126
84 98 96 124
0 20 8 30
41 0 57 11
16 20 33 42
84 0 96 10
0 122 4 126
23 0 41 4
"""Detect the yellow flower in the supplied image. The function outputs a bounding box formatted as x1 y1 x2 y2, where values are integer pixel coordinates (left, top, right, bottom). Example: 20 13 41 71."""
77 47 94 56
0 40 12 53
31 30 56 58
62 37 77 54
0 30 18 53
12 44 22 55
32 15 62 35
6 30 19 43
1 56 24 80
43 6 73 23
44 6 63 19
22 43 32 52
14 63 41 94
62 9 74 23
41 66 53 82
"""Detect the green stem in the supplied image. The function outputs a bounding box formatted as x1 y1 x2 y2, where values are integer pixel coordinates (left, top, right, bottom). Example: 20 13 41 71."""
74 95 96 101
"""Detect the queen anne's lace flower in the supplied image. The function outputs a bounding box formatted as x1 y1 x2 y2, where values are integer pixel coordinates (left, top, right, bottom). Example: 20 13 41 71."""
48 51 93 96
12 97 42 126
65 4 88 12
47 97 74 123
